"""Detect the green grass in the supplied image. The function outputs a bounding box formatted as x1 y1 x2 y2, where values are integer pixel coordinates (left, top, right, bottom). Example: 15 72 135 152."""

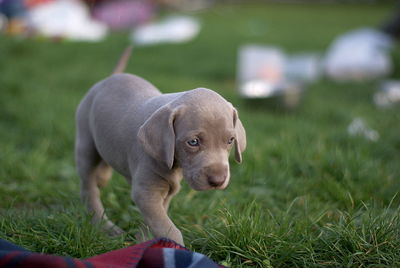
1 2 400 267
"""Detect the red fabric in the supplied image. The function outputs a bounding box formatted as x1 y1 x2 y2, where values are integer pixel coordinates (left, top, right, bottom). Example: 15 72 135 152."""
87 239 156 267
0 251 20 267
137 248 164 268
149 239 187 250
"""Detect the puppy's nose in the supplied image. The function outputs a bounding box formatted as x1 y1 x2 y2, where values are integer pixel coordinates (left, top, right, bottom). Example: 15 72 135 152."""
207 175 226 187
205 163 228 188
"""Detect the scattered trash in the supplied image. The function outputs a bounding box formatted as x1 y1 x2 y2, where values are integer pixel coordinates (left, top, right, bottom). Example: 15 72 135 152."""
285 53 321 82
92 0 154 30
0 13 6 32
0 0 27 18
27 0 108 41
324 28 393 81
374 80 400 108
237 45 319 109
131 15 201 46
0 0 29 36
0 0 110 41
347 117 379 142
238 45 285 89
161 0 214 11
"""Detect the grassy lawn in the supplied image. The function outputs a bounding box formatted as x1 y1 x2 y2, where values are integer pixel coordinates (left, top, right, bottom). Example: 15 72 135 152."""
1 2 400 267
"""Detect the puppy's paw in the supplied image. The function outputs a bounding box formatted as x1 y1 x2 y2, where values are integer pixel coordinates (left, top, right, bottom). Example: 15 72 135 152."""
103 221 125 237
108 225 125 237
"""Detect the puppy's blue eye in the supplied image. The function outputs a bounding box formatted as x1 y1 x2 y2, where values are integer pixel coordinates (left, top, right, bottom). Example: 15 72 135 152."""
228 137 235 145
187 139 200 147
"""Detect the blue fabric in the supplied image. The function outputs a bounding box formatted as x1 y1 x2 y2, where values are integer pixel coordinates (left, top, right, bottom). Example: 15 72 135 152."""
174 249 193 268
0 240 29 252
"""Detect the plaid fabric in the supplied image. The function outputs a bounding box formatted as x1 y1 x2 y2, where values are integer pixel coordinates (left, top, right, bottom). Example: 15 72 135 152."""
0 238 226 268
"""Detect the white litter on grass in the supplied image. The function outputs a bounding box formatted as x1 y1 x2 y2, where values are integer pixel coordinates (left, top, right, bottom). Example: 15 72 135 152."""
285 53 321 82
0 13 7 32
347 118 379 142
131 16 200 46
237 45 321 98
237 45 285 98
238 45 285 84
324 28 393 81
27 0 108 41
374 80 400 108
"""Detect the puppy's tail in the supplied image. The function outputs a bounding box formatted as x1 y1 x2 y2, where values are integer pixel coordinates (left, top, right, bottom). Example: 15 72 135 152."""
112 45 133 74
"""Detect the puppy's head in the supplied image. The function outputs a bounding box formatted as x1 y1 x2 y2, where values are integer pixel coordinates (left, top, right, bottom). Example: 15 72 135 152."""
138 88 246 191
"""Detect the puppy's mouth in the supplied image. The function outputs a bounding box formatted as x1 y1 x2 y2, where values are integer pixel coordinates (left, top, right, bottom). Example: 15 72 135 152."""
185 176 210 191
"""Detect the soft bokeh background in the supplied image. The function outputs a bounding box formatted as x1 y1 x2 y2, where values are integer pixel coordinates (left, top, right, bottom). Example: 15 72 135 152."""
1 0 400 266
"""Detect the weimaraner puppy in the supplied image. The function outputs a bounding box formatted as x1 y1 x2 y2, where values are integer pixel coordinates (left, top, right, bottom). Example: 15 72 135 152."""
75 48 246 245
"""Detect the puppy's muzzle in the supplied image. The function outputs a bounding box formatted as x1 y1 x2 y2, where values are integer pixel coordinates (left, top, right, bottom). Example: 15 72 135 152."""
205 164 228 188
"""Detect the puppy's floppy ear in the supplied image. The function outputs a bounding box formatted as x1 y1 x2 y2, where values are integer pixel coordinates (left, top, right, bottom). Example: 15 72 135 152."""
138 104 184 169
233 107 246 163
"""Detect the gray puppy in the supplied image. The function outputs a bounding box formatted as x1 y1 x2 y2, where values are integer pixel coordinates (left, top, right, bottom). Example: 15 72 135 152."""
75 48 246 245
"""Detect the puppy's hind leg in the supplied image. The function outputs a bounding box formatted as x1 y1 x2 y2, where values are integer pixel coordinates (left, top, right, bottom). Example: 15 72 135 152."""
75 138 123 236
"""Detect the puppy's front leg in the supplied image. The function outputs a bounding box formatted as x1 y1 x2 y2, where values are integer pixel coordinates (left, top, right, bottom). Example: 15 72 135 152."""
132 173 184 245
163 182 181 212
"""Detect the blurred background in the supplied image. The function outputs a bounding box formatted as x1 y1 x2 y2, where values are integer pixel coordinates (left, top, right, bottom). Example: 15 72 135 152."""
1 0 400 266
